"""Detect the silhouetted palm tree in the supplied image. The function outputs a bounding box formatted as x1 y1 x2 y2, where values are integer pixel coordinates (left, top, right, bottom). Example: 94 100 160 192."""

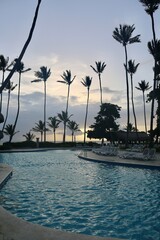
2 81 17 131
81 76 92 144
3 124 19 143
57 111 72 143
32 66 51 142
125 59 139 132
10 59 31 141
23 131 35 141
32 120 45 142
113 24 140 146
47 116 60 143
0 55 9 113
124 123 138 132
139 0 160 145
90 61 106 105
67 120 80 142
136 80 152 132
57 70 76 114
57 70 75 142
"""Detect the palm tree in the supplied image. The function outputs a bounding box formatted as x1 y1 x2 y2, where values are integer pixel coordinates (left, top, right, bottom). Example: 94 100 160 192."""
2 81 17 131
0 0 42 94
32 120 45 142
47 116 60 143
67 120 80 142
139 0 160 145
57 111 72 143
124 123 138 132
0 55 9 113
125 59 139 132
57 70 76 114
57 70 76 142
23 131 35 141
81 76 92 144
32 66 51 142
136 80 152 133
90 61 106 105
10 59 31 141
3 124 19 143
112 24 140 146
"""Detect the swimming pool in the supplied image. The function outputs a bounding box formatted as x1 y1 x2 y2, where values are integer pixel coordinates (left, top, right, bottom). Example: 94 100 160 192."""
0 149 160 240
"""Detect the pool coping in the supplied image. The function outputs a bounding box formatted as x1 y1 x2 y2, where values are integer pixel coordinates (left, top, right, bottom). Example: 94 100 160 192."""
0 161 123 240
78 150 160 170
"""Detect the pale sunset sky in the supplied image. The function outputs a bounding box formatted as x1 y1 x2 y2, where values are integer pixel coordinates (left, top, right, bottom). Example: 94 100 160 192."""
0 0 159 142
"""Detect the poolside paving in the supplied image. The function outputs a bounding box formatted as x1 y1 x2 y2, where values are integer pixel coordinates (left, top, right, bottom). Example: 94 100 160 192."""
78 150 160 169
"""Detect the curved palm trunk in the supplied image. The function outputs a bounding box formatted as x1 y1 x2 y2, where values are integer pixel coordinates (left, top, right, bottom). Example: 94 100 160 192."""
44 81 46 142
130 74 138 140
84 88 89 144
0 0 42 94
143 92 147 133
10 73 21 142
2 88 11 131
0 71 5 113
98 73 103 105
124 45 130 147
150 13 157 147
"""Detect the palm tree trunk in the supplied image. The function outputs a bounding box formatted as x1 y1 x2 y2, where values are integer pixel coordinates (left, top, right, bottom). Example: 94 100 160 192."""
0 71 4 113
54 129 56 143
44 81 46 142
0 0 42 94
98 73 103 105
130 74 138 140
10 73 21 142
149 13 157 147
63 85 70 143
143 92 147 133
2 89 11 131
124 45 130 147
84 88 89 144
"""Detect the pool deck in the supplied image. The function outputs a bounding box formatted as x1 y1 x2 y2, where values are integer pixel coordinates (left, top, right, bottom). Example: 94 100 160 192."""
0 150 123 240
78 150 160 169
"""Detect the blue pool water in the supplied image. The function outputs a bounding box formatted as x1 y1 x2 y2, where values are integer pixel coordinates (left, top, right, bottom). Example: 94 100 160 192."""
0 149 160 240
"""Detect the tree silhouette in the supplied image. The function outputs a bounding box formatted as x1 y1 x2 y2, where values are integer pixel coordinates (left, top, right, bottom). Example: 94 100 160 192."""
81 76 92 144
113 24 140 146
136 80 151 133
32 66 51 142
90 61 106 105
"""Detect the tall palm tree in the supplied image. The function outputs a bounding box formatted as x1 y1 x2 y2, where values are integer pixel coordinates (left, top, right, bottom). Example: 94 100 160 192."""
112 24 140 146
57 70 75 142
57 111 72 143
32 66 51 142
32 120 45 142
3 124 19 143
11 59 31 141
2 81 17 131
0 0 42 94
81 76 92 144
47 116 60 143
139 0 160 145
0 55 9 113
125 59 139 132
90 61 106 105
67 120 80 142
57 70 76 114
136 80 152 133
